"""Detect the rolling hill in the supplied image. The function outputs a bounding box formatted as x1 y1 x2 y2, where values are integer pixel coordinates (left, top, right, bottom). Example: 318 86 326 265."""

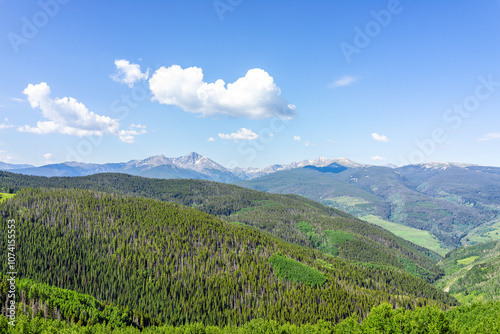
0 187 457 327
0 171 445 281
1 275 499 333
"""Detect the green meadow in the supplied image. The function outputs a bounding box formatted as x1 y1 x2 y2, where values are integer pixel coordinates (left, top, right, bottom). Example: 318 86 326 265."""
0 192 15 201
361 214 449 256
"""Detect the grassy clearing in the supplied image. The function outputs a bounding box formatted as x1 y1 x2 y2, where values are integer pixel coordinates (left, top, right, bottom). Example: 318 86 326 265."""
325 195 370 207
464 219 500 245
457 256 479 266
361 214 449 256
322 230 354 245
452 291 486 304
0 192 15 202
269 253 327 287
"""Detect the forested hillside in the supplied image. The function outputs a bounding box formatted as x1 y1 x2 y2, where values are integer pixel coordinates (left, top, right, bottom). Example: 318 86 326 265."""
0 277 498 333
0 188 457 327
0 171 444 281
0 275 150 328
434 240 500 304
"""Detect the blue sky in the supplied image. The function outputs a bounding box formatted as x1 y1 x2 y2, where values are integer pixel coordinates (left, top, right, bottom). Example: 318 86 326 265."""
1 0 500 168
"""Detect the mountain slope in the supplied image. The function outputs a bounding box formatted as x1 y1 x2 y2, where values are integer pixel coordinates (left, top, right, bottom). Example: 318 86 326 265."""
1 279 498 333
0 274 155 328
0 188 457 327
0 171 445 280
236 165 498 248
434 240 500 304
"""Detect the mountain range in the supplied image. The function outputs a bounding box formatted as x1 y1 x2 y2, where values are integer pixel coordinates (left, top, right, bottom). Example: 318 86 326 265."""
0 152 375 181
3 152 500 249
1 152 236 182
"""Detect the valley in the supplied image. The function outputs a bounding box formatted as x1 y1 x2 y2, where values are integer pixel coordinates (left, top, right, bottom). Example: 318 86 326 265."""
1 162 500 332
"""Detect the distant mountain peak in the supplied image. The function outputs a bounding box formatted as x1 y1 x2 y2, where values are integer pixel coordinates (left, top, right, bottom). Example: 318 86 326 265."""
307 157 365 168
232 157 366 179
175 152 204 165
414 162 477 170
135 155 171 167
171 152 230 174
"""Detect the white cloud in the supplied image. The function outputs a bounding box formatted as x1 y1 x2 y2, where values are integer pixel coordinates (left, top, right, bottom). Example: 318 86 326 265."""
130 123 146 129
372 133 390 143
43 153 55 164
293 135 301 141
11 97 23 102
477 133 500 141
112 59 149 87
149 65 296 119
305 141 310 146
218 128 258 142
329 75 356 88
19 82 144 144
370 155 386 161
207 137 216 142
117 124 147 144
0 123 14 130
20 82 120 137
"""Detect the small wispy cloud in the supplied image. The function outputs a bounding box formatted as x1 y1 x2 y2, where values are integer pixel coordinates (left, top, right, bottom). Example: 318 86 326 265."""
329 75 356 88
293 135 301 141
477 132 500 142
11 97 23 102
372 132 390 143
118 124 147 144
111 59 149 87
207 137 216 142
370 155 386 161
218 128 258 142
0 123 14 130
43 153 54 164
